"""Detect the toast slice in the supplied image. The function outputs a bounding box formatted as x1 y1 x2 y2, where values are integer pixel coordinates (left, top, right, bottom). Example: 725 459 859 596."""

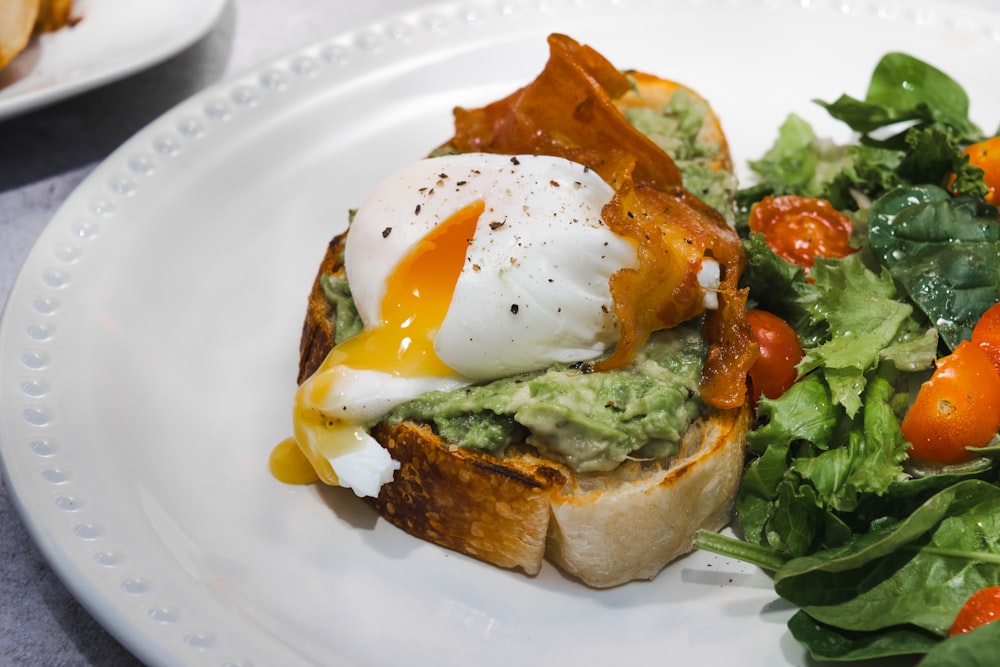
298 233 751 587
293 36 751 587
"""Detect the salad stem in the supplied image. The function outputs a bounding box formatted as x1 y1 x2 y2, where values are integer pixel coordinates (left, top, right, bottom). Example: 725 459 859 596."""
694 530 787 572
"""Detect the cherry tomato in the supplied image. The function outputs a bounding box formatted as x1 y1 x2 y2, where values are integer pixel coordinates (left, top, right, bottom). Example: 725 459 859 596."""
950 586 1000 636
961 136 1000 205
745 309 804 404
971 302 1000 377
901 341 1000 464
747 195 856 270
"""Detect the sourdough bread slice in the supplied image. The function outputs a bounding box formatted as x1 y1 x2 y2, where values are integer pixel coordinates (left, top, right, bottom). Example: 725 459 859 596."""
294 53 750 587
298 232 750 588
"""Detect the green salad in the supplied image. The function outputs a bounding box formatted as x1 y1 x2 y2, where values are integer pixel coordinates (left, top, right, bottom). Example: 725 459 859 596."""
695 52 1000 665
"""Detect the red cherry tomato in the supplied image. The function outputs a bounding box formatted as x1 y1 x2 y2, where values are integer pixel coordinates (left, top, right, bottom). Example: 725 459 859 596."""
745 309 804 404
950 586 1000 636
747 195 856 270
971 302 1000 377
901 341 1000 464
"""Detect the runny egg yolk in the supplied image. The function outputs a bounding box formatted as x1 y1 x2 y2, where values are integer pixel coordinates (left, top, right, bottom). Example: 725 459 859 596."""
318 199 483 379
279 200 485 488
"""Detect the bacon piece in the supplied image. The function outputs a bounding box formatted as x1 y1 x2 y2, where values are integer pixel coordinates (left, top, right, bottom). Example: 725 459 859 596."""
447 33 757 408
451 34 683 189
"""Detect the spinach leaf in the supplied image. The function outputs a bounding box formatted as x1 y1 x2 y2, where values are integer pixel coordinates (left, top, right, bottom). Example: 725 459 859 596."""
773 480 1000 636
817 52 983 146
846 456 997 533
868 185 1000 351
788 610 939 662
917 620 1000 666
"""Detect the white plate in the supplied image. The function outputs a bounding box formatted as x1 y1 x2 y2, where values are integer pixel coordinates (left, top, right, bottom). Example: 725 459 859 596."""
2 1 999 665
0 0 227 121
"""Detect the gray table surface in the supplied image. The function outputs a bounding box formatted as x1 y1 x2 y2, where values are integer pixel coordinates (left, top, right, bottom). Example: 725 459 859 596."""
1 0 998 665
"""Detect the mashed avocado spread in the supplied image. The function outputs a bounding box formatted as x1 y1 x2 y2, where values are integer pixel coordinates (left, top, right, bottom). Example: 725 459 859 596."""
386 326 706 473
622 85 736 219
322 274 708 474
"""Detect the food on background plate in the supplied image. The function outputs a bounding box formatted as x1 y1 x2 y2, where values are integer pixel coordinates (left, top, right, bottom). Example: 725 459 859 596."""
0 0 76 70
275 33 758 588
695 52 1000 665
33 0 74 33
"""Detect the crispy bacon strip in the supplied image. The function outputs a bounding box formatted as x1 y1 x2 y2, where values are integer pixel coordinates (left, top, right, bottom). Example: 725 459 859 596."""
451 34 683 189
448 33 756 409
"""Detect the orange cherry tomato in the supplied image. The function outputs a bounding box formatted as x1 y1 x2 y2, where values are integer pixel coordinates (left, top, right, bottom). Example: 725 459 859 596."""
971 302 1000 377
901 341 1000 464
745 309 804 404
950 586 1000 636
961 136 1000 204
747 195 856 270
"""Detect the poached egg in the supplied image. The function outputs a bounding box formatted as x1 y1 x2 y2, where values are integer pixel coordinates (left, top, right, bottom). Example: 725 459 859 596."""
286 152 720 497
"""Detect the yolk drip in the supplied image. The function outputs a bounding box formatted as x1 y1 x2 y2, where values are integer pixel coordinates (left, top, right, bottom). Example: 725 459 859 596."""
273 200 485 486
270 437 320 484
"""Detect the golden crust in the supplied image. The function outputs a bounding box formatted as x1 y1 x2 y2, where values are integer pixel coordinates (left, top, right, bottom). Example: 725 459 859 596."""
297 235 345 385
367 422 567 574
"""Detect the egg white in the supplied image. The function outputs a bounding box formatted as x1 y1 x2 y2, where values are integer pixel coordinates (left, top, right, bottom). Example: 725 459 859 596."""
346 152 637 380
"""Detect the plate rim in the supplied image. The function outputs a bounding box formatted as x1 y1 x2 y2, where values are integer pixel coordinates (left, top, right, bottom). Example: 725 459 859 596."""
3 0 1000 665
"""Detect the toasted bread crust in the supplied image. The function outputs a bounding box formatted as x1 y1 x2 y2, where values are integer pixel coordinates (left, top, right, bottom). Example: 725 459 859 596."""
298 235 345 385
368 422 567 574
366 403 750 587
298 229 749 587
